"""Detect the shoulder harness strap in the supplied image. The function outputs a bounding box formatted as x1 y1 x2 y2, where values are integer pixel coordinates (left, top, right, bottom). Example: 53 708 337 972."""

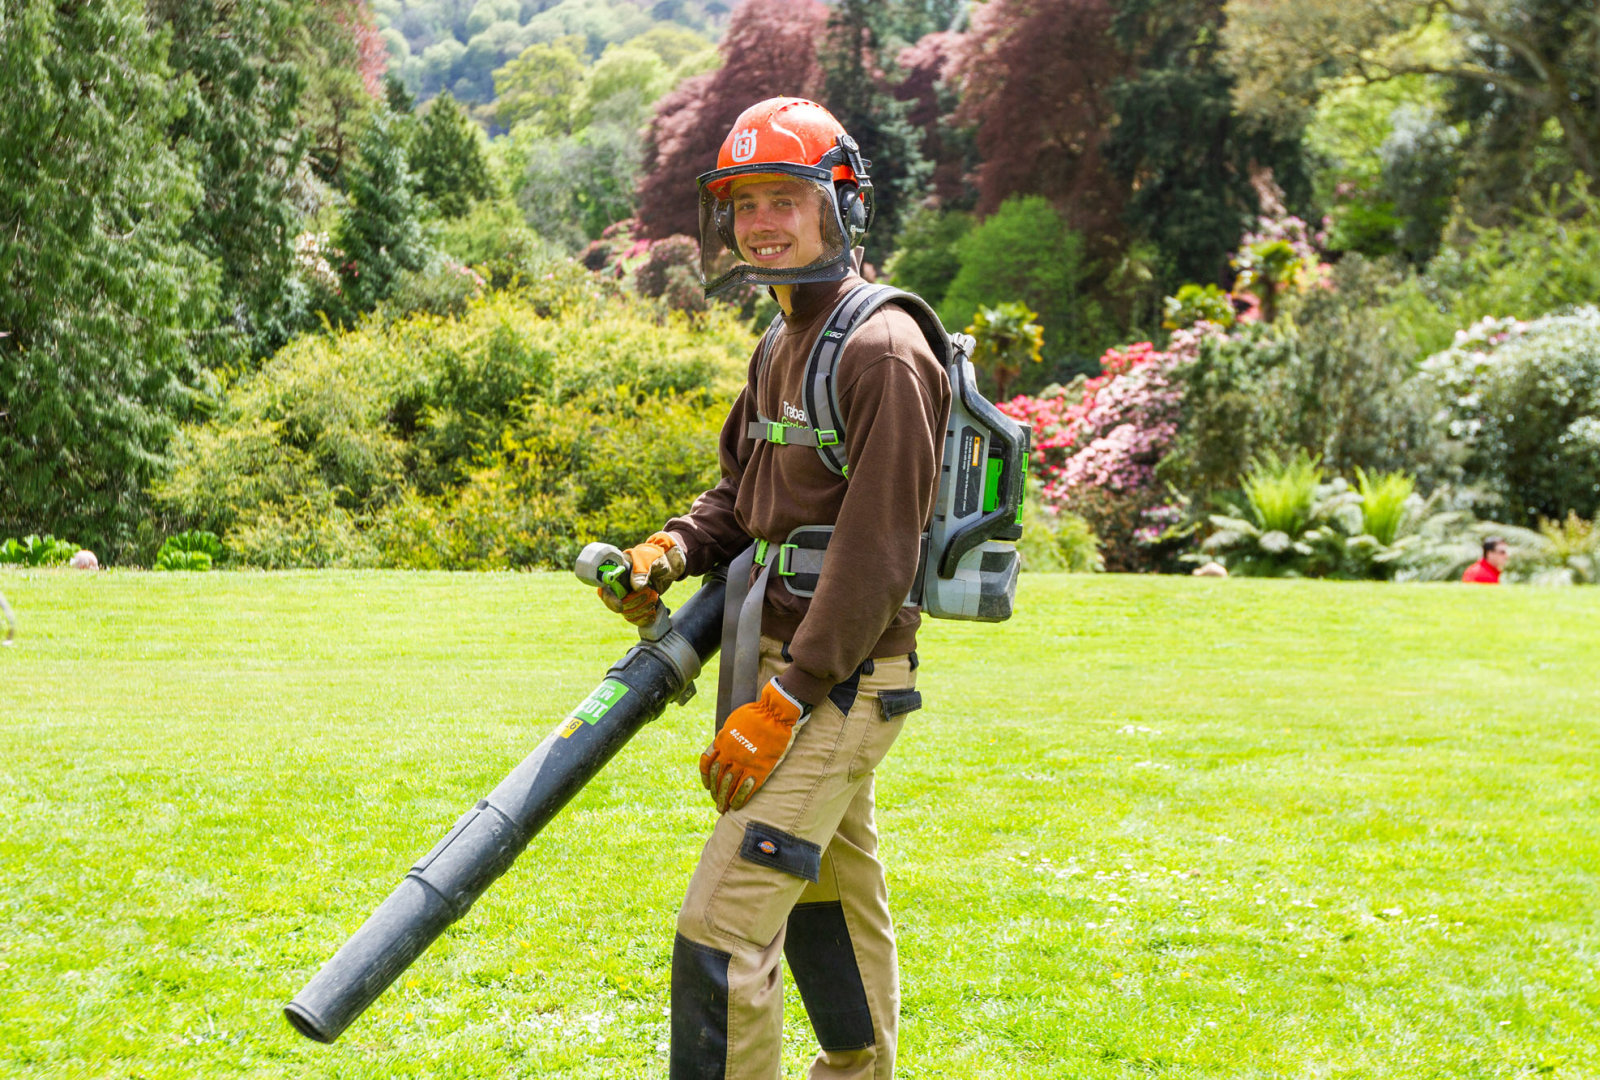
749 311 784 396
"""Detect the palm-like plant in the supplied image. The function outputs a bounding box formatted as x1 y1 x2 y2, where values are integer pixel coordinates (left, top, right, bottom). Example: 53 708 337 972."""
1354 467 1414 546
1201 451 1358 576
967 302 1044 401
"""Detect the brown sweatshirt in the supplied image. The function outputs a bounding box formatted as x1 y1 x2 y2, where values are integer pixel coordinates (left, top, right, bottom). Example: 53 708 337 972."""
666 273 951 706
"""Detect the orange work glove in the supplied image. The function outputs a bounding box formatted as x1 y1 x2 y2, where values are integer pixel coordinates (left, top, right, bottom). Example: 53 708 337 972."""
597 532 686 627
628 532 686 593
700 679 810 813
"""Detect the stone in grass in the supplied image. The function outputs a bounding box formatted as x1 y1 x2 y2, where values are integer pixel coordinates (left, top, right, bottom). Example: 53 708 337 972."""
1191 561 1228 578
69 550 99 571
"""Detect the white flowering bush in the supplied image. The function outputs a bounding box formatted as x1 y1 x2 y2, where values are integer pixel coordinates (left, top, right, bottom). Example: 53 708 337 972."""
1422 308 1600 523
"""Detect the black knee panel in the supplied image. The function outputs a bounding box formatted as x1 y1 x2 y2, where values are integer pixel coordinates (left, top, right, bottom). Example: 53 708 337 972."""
785 901 875 1052
671 933 731 1080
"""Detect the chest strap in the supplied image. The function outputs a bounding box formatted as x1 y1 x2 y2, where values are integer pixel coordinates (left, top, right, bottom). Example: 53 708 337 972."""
743 419 840 448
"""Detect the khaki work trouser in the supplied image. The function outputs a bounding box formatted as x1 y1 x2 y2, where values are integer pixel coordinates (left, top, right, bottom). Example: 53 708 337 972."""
670 636 921 1080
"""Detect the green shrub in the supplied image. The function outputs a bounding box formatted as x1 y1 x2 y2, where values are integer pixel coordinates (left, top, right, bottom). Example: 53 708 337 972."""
368 391 725 570
939 196 1109 383
1 534 78 567
1421 308 1600 524
883 206 973 308
1381 179 1600 359
156 287 755 568
428 199 554 288
1159 257 1450 512
1162 283 1235 330
1527 513 1599 585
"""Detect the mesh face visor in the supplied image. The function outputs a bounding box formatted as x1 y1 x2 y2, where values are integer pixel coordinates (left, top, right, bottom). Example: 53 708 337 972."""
697 167 851 298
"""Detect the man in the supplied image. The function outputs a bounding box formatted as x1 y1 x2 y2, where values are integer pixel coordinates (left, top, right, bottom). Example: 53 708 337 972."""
598 98 949 1079
1462 536 1510 583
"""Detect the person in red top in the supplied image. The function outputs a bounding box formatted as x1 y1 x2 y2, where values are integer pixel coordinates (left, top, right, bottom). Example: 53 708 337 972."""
1462 536 1510 583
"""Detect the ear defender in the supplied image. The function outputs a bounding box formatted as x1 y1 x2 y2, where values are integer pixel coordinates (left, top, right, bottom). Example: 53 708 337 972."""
714 200 738 252
837 183 873 243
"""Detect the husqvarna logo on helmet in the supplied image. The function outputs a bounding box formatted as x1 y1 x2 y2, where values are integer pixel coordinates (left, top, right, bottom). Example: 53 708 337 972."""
730 128 758 163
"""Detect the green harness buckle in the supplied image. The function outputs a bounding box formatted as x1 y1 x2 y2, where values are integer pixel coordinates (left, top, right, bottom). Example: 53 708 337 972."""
816 428 839 447
776 543 798 576
766 421 787 445
753 538 770 566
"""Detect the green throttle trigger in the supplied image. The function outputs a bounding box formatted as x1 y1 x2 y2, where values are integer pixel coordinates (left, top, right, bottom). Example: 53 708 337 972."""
598 560 631 602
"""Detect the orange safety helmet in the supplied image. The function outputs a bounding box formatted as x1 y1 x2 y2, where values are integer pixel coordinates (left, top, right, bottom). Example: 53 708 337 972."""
696 97 875 297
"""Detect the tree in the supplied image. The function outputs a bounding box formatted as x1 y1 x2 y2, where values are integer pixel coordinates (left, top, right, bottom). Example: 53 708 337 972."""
893 30 974 208
636 0 829 240
291 0 385 182
493 37 585 135
817 0 930 264
385 70 416 113
336 111 428 311
950 0 1130 238
574 43 675 130
413 92 495 217
630 24 717 69
0 0 217 557
517 123 644 247
1223 0 1600 197
150 0 310 363
1104 0 1311 291
883 205 972 306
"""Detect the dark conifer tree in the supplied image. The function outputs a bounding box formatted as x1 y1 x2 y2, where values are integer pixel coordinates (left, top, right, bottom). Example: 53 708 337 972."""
817 0 930 265
0 0 216 556
151 0 310 362
336 112 427 311
1103 0 1310 290
412 92 495 219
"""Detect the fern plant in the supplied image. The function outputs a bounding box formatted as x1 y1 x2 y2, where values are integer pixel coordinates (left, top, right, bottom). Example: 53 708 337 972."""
154 531 225 572
1354 468 1415 546
1242 450 1324 536
1202 452 1357 577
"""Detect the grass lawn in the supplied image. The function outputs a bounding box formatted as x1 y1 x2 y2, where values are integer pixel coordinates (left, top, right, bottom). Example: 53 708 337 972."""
1 569 1596 1079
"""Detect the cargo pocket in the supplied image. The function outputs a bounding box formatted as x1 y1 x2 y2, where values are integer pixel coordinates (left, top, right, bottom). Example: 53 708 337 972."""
737 821 822 883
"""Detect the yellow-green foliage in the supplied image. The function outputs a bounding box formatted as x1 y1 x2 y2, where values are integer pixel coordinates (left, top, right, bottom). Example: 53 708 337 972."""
368 392 725 570
157 279 754 568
